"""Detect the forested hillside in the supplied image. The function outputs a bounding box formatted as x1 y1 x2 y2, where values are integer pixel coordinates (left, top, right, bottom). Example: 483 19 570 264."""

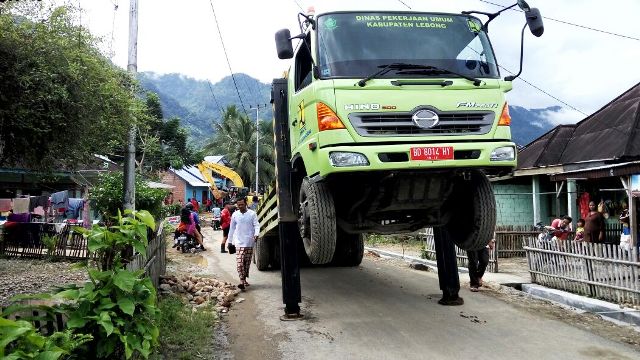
138 72 271 142
139 71 567 147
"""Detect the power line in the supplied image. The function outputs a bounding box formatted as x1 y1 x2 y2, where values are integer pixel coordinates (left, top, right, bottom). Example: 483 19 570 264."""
208 0 249 116
206 81 224 116
479 0 640 41
498 65 588 116
396 0 411 9
293 0 304 12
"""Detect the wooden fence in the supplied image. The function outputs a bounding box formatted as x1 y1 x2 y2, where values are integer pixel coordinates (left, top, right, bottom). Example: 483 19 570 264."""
524 238 640 305
419 228 499 273
0 223 89 260
125 221 168 289
494 225 537 258
494 223 625 259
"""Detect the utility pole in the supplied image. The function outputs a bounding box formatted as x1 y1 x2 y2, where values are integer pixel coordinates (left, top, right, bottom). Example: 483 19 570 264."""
123 0 138 211
251 104 267 194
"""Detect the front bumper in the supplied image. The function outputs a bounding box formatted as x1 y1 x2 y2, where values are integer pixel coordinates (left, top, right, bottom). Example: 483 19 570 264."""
308 141 516 178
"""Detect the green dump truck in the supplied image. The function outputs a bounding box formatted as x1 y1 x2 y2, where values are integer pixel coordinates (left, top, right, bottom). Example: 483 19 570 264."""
256 4 543 271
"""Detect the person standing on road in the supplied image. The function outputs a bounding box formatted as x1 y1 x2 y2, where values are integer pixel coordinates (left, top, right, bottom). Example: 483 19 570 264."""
220 201 232 253
584 201 606 243
467 237 495 292
227 197 260 289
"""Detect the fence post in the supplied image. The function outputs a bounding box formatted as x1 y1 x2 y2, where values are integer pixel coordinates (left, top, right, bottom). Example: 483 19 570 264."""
584 256 596 298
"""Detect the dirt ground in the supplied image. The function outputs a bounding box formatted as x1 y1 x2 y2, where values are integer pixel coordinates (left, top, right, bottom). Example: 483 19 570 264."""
0 258 87 306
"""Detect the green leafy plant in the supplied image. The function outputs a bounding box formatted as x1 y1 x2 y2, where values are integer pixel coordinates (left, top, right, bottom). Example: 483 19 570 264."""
0 317 92 359
78 210 156 271
41 234 57 261
53 210 160 359
2 210 160 359
56 268 159 359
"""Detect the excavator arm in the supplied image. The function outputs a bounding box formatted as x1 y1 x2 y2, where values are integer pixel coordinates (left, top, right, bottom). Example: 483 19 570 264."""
197 161 245 200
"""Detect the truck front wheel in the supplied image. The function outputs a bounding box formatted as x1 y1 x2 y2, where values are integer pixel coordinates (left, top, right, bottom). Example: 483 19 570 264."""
297 178 336 264
443 171 496 251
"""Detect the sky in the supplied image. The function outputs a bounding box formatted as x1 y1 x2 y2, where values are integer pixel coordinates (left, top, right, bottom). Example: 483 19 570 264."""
77 0 640 124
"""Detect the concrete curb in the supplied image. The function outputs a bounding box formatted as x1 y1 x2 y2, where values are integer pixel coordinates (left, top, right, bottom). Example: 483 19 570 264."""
522 284 640 327
365 247 468 273
366 246 640 329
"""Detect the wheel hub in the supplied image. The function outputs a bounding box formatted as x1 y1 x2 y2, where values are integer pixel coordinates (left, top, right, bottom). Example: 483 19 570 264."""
298 199 310 239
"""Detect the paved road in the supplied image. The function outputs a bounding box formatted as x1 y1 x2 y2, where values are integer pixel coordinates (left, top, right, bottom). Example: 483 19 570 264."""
200 228 638 360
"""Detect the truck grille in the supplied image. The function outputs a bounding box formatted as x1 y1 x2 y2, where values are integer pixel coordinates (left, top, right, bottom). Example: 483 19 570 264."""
348 110 495 136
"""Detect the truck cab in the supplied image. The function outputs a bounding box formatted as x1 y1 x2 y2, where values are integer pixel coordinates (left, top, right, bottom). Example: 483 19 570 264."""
269 8 543 266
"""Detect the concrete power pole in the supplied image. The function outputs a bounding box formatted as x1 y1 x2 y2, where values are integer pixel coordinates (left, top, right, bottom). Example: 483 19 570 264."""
251 104 266 194
123 0 138 211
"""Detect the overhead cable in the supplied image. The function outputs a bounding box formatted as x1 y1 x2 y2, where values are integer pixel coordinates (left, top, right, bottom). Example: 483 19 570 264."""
479 0 640 41
396 0 412 10
208 0 249 115
206 81 224 116
498 65 588 116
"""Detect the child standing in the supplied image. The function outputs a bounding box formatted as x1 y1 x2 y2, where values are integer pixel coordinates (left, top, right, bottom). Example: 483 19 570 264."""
575 218 585 241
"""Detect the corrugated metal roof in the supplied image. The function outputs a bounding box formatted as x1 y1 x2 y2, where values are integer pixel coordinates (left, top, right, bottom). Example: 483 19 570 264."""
517 82 640 170
171 166 210 187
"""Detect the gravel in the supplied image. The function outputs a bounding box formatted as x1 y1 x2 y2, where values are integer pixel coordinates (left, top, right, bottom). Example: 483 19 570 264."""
0 259 88 306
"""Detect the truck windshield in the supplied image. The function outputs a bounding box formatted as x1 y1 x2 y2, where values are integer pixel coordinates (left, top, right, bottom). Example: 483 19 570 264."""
316 12 499 79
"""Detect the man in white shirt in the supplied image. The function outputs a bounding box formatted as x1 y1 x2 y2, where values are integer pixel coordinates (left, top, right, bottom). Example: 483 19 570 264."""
227 197 260 289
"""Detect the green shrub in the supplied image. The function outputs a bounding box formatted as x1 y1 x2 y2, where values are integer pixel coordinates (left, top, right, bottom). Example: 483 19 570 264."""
160 203 181 218
3 210 160 360
91 172 167 222
0 317 92 359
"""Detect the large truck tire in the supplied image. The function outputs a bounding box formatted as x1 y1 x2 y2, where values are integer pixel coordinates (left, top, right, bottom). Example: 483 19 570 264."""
255 236 271 271
297 178 337 264
443 170 496 251
270 238 281 270
332 230 364 266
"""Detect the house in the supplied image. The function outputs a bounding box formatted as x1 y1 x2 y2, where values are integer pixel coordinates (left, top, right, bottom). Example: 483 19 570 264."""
160 156 232 205
493 82 640 245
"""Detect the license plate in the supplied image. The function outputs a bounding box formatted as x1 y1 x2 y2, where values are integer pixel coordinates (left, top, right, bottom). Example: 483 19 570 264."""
410 146 454 161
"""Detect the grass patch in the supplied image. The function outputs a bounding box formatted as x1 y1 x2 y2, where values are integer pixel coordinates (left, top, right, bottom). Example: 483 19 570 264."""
150 295 218 360
365 233 423 248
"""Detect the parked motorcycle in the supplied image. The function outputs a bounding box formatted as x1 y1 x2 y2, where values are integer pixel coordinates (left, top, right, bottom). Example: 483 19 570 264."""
534 222 564 243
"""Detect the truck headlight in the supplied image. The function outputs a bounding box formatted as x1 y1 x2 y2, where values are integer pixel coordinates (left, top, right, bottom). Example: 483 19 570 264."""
490 146 515 161
329 152 369 167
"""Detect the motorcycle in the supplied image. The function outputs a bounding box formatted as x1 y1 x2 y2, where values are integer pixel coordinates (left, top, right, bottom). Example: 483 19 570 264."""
212 216 221 230
534 222 566 243
174 231 201 253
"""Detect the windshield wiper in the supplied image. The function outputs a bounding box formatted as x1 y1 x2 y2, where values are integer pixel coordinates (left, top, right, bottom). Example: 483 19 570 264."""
396 65 483 86
356 63 428 87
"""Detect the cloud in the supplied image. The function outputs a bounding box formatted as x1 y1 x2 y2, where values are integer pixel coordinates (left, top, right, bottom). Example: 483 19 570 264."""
539 107 585 126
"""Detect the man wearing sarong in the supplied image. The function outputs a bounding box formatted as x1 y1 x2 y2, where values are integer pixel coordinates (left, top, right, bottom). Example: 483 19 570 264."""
227 197 260 289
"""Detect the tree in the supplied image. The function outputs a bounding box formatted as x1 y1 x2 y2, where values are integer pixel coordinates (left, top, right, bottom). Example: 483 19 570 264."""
136 92 199 176
0 5 137 171
205 105 274 188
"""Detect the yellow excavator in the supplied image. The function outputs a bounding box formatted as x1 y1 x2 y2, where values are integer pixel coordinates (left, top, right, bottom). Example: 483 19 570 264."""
197 161 248 201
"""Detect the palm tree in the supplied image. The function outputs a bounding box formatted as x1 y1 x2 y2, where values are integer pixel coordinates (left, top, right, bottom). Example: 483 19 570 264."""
205 105 275 190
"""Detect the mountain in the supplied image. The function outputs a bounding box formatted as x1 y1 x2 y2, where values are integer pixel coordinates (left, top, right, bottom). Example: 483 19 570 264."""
137 72 272 143
138 71 561 147
510 105 563 147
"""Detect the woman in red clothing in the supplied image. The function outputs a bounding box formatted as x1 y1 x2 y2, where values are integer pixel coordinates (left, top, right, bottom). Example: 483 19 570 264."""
584 201 605 243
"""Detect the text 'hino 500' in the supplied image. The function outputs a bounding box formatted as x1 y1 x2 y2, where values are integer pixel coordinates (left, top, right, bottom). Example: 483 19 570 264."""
256 2 544 272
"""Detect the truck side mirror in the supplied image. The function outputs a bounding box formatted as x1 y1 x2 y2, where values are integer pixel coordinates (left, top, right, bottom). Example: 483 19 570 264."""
525 8 544 37
275 29 294 59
